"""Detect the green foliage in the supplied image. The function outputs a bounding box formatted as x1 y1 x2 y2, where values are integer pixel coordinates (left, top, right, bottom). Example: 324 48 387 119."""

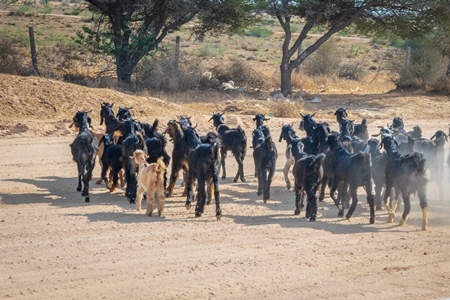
386 39 447 89
0 31 31 75
38 6 53 14
17 3 31 15
195 44 226 58
245 26 273 38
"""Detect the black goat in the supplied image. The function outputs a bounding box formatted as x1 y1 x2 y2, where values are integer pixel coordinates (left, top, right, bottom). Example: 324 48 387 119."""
380 135 428 230
299 113 319 137
278 124 315 190
209 112 247 182
164 120 189 197
366 138 388 210
142 119 171 192
120 118 147 204
326 135 375 223
334 108 369 141
100 102 123 135
290 139 325 221
413 130 448 201
253 113 270 128
182 126 221 219
116 106 133 121
99 134 123 193
252 126 277 202
69 110 99 202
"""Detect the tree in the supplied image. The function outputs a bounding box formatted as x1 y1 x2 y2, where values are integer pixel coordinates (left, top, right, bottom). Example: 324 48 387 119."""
79 0 256 83
255 0 435 97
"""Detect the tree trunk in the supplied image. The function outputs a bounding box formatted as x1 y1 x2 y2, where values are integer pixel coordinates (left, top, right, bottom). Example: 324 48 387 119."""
116 58 135 84
280 62 293 97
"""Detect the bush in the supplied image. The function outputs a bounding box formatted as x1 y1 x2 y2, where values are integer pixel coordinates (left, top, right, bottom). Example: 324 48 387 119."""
210 60 268 89
0 32 32 76
303 39 342 76
135 52 205 92
386 41 447 90
268 100 303 118
245 26 273 38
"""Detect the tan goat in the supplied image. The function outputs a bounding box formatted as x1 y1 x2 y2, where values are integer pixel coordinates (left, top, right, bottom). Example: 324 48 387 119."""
131 150 166 217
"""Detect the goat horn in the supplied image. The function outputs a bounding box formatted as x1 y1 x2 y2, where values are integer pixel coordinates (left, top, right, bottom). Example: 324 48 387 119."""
193 124 198 129
371 133 381 137
311 112 316 117
299 113 305 117
86 109 93 113
264 117 270 120
430 133 436 140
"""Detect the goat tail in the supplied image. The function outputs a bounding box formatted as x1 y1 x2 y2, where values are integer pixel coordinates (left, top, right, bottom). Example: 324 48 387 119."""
361 118 367 126
156 156 167 173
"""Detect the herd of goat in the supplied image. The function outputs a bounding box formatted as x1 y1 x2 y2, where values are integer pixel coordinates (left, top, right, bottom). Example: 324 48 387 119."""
69 103 450 230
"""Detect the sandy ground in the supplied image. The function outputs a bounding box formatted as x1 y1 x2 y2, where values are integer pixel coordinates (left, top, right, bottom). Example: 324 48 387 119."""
1 74 450 299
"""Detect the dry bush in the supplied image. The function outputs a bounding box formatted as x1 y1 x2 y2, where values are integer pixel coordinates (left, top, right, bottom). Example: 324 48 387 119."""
303 39 343 76
210 60 269 89
38 42 115 85
0 33 33 76
268 100 303 118
135 52 205 92
386 44 447 90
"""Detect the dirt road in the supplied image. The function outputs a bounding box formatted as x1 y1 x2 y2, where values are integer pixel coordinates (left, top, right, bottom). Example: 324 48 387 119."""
1 120 450 299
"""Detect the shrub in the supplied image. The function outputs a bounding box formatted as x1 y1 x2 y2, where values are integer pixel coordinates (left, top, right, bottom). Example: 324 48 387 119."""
386 41 447 90
0 32 32 76
303 39 342 76
135 52 205 92
211 60 268 89
245 26 273 38
268 100 303 118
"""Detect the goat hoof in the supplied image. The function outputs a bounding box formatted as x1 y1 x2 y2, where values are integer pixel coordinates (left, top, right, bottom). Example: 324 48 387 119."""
76 187 82 192
222 175 226 180
128 198 135 204
216 214 222 221
294 209 300 215
338 210 344 217
306 212 311 219
241 178 246 183
195 211 202 217
185 203 191 210
85 197 90 203
233 178 238 183
370 216 375 224
309 215 316 222
346 213 352 220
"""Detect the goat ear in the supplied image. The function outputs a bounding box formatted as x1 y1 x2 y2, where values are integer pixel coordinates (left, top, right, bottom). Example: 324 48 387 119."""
264 117 270 121
111 102 115 107
129 106 133 110
252 117 256 121
300 113 304 117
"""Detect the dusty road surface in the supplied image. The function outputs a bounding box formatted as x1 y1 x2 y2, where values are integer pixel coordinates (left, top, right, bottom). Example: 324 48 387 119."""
1 74 450 299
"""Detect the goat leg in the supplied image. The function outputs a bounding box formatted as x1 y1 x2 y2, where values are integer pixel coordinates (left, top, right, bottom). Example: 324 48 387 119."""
329 179 343 217
294 189 303 215
146 194 154 217
306 189 317 222
345 185 358 220
399 192 411 226
213 173 221 221
283 160 292 190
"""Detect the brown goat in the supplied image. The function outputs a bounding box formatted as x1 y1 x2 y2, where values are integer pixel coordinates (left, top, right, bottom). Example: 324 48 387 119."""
131 150 166 217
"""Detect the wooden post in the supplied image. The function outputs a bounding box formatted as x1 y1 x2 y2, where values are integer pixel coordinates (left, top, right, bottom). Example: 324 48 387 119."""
404 46 411 77
28 26 40 76
174 36 180 76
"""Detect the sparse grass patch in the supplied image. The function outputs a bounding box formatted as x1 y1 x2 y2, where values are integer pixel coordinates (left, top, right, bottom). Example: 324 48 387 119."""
268 100 303 118
245 26 273 38
195 44 226 58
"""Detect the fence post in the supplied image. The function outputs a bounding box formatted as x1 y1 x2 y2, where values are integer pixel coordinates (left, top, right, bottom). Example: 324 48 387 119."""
174 36 180 77
28 26 40 76
404 46 411 77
